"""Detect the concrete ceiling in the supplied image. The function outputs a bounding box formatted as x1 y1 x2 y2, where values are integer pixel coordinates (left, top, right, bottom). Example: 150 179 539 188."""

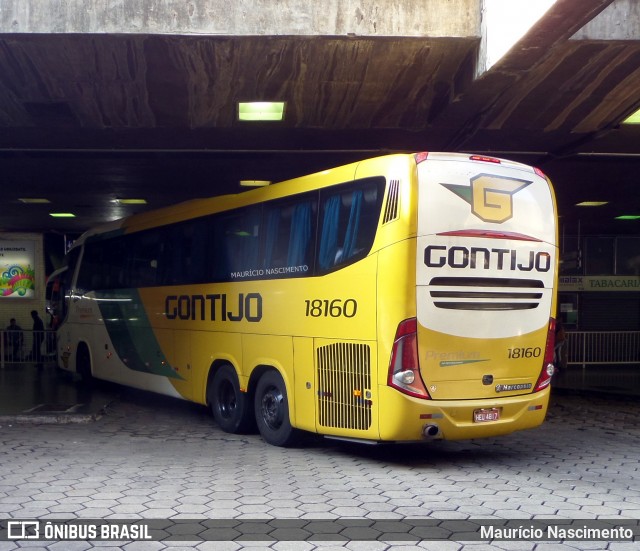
1 0 639 239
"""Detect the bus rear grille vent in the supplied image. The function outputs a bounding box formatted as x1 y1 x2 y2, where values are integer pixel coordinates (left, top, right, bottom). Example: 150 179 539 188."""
428 277 544 311
317 342 372 430
382 179 400 224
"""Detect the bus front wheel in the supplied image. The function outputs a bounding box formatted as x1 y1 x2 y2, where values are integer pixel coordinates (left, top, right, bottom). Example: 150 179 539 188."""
209 364 254 434
254 370 299 447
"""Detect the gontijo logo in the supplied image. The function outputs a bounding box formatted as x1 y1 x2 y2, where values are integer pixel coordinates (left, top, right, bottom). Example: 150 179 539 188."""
441 174 532 223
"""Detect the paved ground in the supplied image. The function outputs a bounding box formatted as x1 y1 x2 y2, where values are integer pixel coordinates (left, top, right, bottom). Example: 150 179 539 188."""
0 374 639 550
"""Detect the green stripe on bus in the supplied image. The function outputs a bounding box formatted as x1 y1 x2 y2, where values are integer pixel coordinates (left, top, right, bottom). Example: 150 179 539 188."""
95 289 183 380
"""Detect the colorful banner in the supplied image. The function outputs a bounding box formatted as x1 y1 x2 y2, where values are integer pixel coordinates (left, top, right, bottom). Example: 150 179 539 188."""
0 241 35 298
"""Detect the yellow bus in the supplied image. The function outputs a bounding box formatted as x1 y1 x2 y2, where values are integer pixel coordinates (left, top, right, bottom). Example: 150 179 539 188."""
49 152 558 446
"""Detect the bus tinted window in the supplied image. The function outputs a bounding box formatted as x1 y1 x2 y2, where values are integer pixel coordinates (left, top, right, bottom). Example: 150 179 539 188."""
211 206 261 281
129 230 163 288
263 195 317 276
76 242 101 292
75 177 384 290
77 238 125 291
317 178 383 272
160 219 208 286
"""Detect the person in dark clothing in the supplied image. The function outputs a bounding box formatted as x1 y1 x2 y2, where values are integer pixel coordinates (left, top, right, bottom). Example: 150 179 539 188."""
4 318 23 360
31 310 45 367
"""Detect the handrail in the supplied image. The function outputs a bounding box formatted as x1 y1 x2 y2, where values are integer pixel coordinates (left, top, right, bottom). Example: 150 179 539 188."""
0 329 57 369
565 331 640 367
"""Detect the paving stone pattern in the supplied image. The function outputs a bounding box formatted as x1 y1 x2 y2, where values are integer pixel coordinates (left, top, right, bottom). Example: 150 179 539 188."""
1 389 639 550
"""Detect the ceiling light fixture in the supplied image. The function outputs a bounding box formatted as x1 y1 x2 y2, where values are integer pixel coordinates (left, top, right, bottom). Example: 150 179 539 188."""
18 198 50 204
615 215 640 220
112 198 147 205
238 102 285 121
576 201 608 207
622 107 640 124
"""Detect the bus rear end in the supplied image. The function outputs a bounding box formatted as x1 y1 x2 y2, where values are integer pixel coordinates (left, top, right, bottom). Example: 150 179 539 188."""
383 152 557 441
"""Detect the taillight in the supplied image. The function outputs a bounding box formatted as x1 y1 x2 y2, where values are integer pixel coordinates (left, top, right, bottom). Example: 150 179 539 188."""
534 166 548 180
534 317 556 392
469 155 501 164
414 152 429 164
388 318 430 399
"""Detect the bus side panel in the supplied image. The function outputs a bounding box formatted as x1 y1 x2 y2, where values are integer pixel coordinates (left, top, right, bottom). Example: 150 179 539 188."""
171 329 193 400
375 239 417 437
191 331 242 405
61 316 186 399
314 337 379 441
293 337 317 433
242 333 294 410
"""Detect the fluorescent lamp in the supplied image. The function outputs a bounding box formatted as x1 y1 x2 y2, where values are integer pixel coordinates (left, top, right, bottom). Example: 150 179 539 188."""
622 107 640 124
238 102 285 121
615 215 640 220
49 212 76 218
576 201 608 207
112 198 147 205
18 198 50 204
240 180 271 187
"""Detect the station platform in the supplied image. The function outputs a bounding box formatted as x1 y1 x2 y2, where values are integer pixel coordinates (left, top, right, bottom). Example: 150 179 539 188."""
0 363 120 421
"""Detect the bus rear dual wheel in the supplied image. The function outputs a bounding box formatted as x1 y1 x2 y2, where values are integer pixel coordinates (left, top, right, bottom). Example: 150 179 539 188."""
209 365 299 447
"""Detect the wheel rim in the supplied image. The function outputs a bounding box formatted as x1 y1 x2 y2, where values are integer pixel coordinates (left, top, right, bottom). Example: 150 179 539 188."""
218 379 236 419
260 385 284 430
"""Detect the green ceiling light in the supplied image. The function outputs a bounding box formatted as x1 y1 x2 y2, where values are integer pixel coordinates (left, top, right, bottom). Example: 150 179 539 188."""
576 201 608 207
615 215 640 220
238 102 285 121
622 107 640 124
49 212 76 218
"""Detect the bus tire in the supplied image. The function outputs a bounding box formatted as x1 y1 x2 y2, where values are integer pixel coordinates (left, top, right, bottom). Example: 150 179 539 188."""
76 343 93 385
209 364 254 434
254 370 299 447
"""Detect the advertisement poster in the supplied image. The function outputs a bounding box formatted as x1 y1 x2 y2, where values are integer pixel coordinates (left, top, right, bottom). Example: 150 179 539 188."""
0 241 35 298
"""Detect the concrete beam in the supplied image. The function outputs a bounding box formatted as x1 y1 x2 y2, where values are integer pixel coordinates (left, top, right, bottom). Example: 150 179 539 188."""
572 0 640 40
433 0 617 150
0 0 480 37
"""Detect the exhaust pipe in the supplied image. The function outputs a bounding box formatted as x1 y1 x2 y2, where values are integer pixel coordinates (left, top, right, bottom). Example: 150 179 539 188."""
423 424 440 438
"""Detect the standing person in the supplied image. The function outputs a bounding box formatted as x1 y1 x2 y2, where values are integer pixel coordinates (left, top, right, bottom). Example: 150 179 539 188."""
5 318 23 361
31 310 45 368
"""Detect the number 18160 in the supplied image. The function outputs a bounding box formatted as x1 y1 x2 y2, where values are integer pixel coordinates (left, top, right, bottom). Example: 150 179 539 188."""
508 347 542 359
304 299 358 318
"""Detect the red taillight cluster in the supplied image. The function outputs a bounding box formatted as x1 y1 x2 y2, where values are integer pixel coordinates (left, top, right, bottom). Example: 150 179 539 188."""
534 317 556 392
469 155 501 164
388 318 430 399
414 152 429 164
534 166 549 180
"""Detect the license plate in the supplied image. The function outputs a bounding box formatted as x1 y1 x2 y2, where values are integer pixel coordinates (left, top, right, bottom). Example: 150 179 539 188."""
474 408 500 423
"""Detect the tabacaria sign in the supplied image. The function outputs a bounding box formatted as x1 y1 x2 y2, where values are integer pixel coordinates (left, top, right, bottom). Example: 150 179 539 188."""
559 275 640 292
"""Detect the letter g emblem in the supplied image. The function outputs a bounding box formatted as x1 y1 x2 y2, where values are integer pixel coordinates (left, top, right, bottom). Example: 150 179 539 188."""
471 175 531 223
442 174 532 224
